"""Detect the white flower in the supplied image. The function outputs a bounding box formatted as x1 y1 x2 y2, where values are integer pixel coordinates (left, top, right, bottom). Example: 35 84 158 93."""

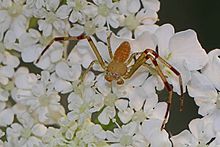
74 120 107 146
0 0 29 41
117 0 159 38
67 0 89 23
67 83 103 124
35 42 65 70
41 127 65 146
92 0 120 28
171 117 215 147
69 20 106 36
106 122 141 147
18 29 46 63
38 1 70 36
6 122 47 147
0 43 19 85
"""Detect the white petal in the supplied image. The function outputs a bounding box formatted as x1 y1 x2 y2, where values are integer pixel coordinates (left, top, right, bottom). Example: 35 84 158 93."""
69 24 84 36
141 0 160 11
117 27 132 39
0 66 14 78
21 45 41 62
142 119 171 147
15 73 37 89
54 79 73 93
151 102 167 120
115 99 128 111
171 130 197 147
0 108 14 126
45 0 59 11
32 123 47 137
55 61 81 81
154 24 175 57
56 5 71 19
3 52 20 67
118 108 134 123
202 49 220 91
187 71 217 98
170 29 208 71
128 0 141 13
189 117 215 143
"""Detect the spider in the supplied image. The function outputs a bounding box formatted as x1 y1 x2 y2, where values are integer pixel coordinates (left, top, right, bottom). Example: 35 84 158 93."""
36 33 184 130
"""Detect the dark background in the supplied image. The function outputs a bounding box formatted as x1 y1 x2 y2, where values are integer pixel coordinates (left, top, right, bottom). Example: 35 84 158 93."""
157 0 220 135
158 0 220 51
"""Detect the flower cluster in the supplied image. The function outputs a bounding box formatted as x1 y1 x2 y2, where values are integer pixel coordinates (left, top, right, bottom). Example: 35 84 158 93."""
0 0 220 147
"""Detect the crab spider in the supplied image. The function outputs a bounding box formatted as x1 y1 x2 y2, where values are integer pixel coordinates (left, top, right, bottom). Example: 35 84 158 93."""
36 33 184 130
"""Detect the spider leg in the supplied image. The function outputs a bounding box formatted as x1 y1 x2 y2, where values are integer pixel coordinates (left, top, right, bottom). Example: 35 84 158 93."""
123 49 183 129
36 35 106 70
144 49 184 111
146 54 173 130
78 60 100 85
107 32 113 59
125 52 143 66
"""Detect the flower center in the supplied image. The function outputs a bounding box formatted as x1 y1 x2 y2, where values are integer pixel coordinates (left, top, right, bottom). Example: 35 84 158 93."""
39 95 50 106
8 3 23 17
75 0 85 11
79 103 89 113
120 135 133 146
132 111 146 122
84 21 96 35
98 4 110 17
124 15 139 31
104 93 117 107
21 128 32 139
46 12 57 24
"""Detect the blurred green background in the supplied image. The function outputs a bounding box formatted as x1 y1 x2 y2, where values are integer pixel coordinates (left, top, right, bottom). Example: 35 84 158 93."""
158 0 220 135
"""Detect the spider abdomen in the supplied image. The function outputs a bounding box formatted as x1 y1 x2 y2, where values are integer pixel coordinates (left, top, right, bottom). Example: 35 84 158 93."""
113 41 131 63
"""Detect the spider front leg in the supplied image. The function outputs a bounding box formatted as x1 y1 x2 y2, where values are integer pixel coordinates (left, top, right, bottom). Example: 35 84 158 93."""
36 35 106 70
146 54 173 130
124 49 183 130
144 49 184 111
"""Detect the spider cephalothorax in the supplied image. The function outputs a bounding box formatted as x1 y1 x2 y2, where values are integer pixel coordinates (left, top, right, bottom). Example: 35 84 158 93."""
36 33 184 130
104 41 130 85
